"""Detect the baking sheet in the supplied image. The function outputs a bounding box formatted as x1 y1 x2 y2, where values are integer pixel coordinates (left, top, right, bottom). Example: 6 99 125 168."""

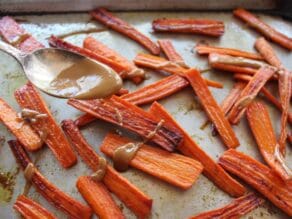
0 11 291 219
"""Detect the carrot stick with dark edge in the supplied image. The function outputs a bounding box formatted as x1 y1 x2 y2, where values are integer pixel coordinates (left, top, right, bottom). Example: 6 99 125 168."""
62 119 152 219
8 140 92 219
149 102 245 197
90 8 160 55
219 149 292 216
14 195 57 219
234 8 292 50
189 193 264 219
14 82 77 168
185 69 239 148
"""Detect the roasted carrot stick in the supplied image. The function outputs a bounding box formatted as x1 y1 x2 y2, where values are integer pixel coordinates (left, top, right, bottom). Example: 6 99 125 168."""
152 18 225 37
83 36 144 84
189 193 264 219
14 83 77 168
8 140 92 219
234 8 292 50
149 102 245 197
0 98 42 151
14 195 57 219
62 120 152 219
158 39 187 66
101 133 203 190
219 149 292 216
90 8 160 55
185 69 239 148
68 95 183 152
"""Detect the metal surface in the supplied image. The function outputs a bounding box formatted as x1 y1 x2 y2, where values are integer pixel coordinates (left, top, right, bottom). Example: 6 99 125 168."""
0 11 291 219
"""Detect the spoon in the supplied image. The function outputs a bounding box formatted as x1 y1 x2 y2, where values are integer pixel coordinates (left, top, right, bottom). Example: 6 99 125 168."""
0 41 123 99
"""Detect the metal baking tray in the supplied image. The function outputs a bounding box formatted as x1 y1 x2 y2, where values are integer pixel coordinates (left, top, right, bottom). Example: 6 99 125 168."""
0 6 291 219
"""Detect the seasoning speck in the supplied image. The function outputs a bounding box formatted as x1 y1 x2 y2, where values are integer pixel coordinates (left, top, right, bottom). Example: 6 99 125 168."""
0 168 19 202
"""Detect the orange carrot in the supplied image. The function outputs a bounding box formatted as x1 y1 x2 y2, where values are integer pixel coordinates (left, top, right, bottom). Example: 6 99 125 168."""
152 18 224 37
189 193 264 219
14 83 77 168
185 69 239 148
158 39 187 66
91 8 160 55
14 195 56 219
219 149 292 216
234 8 292 50
149 102 245 197
8 140 92 219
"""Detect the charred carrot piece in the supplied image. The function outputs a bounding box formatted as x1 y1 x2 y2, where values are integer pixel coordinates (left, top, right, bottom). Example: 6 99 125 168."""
68 95 183 152
185 69 239 148
91 8 160 55
228 66 276 124
14 195 57 219
219 149 292 216
149 102 245 197
234 8 292 50
8 140 92 218
83 36 144 84
14 83 77 168
0 98 42 151
101 133 203 190
152 18 224 37
190 193 264 219
158 39 187 66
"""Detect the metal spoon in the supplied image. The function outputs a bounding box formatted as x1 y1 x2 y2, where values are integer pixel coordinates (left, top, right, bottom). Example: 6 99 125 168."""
0 41 123 99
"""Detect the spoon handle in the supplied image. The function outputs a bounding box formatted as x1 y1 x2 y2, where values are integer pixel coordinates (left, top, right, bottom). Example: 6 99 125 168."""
0 41 25 63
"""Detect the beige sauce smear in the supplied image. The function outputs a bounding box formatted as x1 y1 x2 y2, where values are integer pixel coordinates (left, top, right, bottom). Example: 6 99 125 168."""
91 157 107 182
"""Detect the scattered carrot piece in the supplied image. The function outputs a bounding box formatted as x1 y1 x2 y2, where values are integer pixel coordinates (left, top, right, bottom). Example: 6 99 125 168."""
158 39 187 66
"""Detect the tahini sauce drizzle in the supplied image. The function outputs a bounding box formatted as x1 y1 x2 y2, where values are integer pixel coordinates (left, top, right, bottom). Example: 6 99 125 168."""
91 157 107 182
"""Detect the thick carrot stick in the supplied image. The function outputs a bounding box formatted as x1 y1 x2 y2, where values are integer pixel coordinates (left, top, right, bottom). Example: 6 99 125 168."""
14 83 77 168
152 18 225 37
189 193 264 219
0 98 42 151
185 69 239 148
149 102 245 197
62 120 152 219
90 8 160 55
68 95 183 152
234 8 292 50
158 39 187 66
8 140 92 219
14 195 57 219
219 149 292 216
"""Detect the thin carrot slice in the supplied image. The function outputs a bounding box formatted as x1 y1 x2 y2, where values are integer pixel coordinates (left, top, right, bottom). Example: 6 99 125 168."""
158 39 187 66
62 120 152 219
77 176 124 219
14 195 57 219
189 193 264 219
152 18 224 37
228 66 276 124
14 83 77 168
90 8 160 55
8 140 92 219
101 133 203 190
219 149 292 216
233 8 292 50
0 98 42 151
185 69 239 148
149 102 245 197
68 95 183 152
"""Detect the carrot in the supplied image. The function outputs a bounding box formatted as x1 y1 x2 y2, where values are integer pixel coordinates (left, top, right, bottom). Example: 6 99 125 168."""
152 18 224 37
228 66 276 124
8 140 92 219
233 8 292 50
185 69 239 148
62 119 152 219
0 98 42 151
149 102 245 197
14 195 57 219
189 193 264 219
68 95 183 152
158 39 187 66
83 36 144 84
219 149 292 216
288 133 292 144
14 82 77 168
101 133 203 190
90 8 160 55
